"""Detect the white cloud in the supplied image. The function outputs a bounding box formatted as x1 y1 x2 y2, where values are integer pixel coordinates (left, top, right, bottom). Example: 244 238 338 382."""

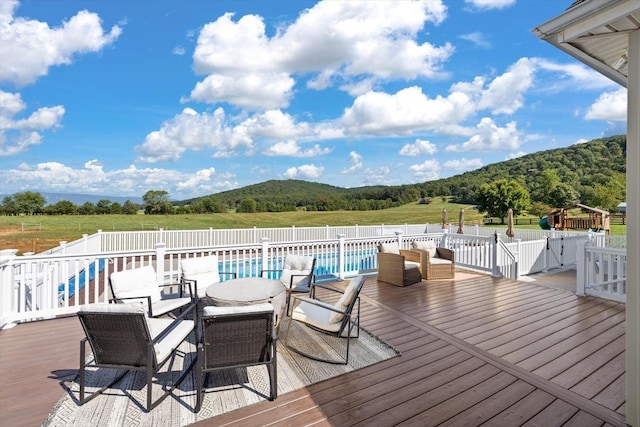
362 165 394 185
172 46 185 55
341 86 474 135
283 164 324 179
0 1 122 86
443 158 483 171
584 88 627 122
536 59 615 91
263 140 331 157
0 90 64 156
445 117 521 152
465 0 516 10
0 160 236 198
135 107 253 162
399 138 437 156
574 138 589 145
477 57 535 114
189 1 452 109
459 32 490 48
409 159 441 181
505 151 527 160
341 151 363 174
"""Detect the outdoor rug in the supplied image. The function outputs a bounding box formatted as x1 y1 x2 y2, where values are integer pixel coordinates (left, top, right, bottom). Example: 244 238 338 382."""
45 319 399 426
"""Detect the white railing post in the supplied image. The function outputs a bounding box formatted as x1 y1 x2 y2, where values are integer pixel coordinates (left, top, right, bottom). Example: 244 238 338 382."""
261 238 271 273
155 242 166 284
576 240 587 296
291 226 296 242
395 231 403 249
209 227 214 246
97 229 103 252
60 241 67 254
515 238 522 279
82 234 88 253
253 226 257 244
355 224 359 238
543 237 549 273
492 232 502 278
338 234 346 280
326 225 330 240
0 249 19 329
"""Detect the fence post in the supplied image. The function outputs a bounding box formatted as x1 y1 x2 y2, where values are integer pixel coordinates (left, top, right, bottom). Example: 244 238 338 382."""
291 226 296 242
338 234 346 280
492 232 502 278
60 241 67 254
261 238 271 274
154 242 166 284
515 238 522 279
543 237 549 273
576 240 586 296
355 224 359 238
82 234 88 253
395 231 404 249
0 249 19 329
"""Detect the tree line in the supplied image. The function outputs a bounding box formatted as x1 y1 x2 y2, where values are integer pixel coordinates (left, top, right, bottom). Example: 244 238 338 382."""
1 135 627 217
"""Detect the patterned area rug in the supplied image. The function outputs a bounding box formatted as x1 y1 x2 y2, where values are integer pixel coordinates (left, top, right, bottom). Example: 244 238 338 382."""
45 319 399 426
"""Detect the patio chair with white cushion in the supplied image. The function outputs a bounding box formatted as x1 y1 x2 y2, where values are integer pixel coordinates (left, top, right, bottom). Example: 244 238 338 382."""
109 265 193 318
77 301 197 411
411 240 455 280
180 255 236 299
195 303 277 412
284 275 365 365
260 254 316 315
376 242 423 287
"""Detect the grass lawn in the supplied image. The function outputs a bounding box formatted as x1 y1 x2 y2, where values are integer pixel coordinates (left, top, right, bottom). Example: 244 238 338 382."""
0 200 624 254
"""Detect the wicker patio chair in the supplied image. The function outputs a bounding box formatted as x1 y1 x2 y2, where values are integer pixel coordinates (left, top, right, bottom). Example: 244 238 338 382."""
77 301 197 411
109 265 193 317
284 275 365 365
411 240 455 279
376 242 423 286
195 303 277 412
180 255 236 299
260 254 316 315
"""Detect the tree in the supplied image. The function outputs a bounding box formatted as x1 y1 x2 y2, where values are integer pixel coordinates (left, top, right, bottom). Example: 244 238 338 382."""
475 179 530 223
95 199 112 215
237 198 256 213
11 191 46 215
47 200 77 215
529 201 551 218
122 200 139 215
143 190 170 215
548 183 580 208
77 201 96 215
1 196 17 215
587 172 626 212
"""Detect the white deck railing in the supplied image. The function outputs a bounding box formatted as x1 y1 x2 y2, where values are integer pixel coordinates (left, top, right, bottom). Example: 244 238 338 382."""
576 241 627 302
0 226 627 328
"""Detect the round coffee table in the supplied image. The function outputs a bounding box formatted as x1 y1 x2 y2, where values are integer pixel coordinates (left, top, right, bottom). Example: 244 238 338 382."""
205 277 286 327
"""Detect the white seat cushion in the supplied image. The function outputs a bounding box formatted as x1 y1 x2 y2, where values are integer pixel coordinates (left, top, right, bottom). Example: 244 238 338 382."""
280 255 314 289
412 240 437 258
291 297 342 332
379 242 401 254
110 266 162 304
329 275 364 323
148 317 194 363
429 257 452 265
181 256 221 297
151 297 192 317
203 302 273 317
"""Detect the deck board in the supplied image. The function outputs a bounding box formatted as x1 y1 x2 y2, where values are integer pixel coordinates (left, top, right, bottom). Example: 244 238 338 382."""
0 272 627 427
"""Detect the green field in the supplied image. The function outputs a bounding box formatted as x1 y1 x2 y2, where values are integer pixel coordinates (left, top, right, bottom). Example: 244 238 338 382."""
0 200 624 255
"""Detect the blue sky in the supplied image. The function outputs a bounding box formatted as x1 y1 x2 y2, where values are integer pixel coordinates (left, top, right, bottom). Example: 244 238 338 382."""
0 0 627 200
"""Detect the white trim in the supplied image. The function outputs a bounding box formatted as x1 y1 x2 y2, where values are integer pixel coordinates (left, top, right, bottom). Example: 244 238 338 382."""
626 27 640 427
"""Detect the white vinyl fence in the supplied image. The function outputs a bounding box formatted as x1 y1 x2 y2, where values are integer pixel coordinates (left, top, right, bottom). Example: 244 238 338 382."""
0 226 627 328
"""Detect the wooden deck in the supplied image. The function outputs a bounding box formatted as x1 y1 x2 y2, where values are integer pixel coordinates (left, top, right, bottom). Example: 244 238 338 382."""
0 272 627 426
